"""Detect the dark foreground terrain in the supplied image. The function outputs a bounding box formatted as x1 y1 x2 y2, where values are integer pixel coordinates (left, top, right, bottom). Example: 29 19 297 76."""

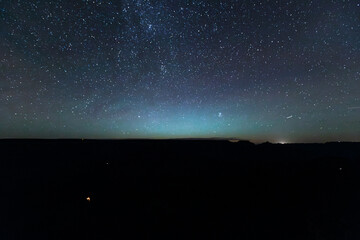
1 140 360 239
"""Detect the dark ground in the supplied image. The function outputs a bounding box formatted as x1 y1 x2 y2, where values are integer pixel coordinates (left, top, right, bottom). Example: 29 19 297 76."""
1 139 360 239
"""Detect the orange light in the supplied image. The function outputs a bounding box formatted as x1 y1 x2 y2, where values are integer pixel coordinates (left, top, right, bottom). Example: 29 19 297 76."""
86 197 91 202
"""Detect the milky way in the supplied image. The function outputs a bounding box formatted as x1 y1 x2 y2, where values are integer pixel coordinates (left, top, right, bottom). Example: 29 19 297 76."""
1 0 359 142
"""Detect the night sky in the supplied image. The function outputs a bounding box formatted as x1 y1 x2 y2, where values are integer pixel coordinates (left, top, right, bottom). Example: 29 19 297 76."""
1 0 359 142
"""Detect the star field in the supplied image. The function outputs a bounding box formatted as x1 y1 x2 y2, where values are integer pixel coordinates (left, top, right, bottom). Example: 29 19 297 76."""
1 0 359 142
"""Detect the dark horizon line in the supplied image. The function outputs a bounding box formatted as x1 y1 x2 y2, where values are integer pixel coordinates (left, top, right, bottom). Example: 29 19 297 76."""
0 138 358 145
